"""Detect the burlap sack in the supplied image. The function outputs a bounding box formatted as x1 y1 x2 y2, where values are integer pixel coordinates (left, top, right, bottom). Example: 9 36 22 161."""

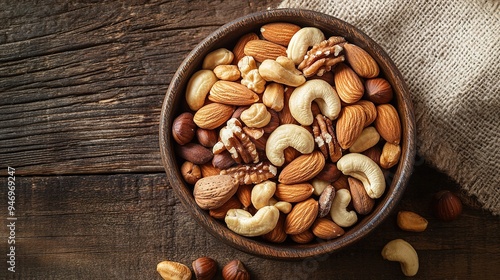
279 0 500 215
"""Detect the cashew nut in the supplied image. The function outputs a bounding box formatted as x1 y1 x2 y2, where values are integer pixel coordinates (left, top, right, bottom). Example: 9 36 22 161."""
288 79 341 125
185 69 218 111
213 64 241 81
287 27 325 65
251 180 276 209
336 153 386 199
381 239 419 277
265 124 315 166
240 103 271 128
349 126 381 153
258 56 306 87
202 48 234 70
225 206 280 237
272 200 292 214
330 188 358 227
262 82 285 111
310 178 330 196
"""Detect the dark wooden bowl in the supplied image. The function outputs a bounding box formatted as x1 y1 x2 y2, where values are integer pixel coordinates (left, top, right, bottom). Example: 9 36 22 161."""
159 8 416 260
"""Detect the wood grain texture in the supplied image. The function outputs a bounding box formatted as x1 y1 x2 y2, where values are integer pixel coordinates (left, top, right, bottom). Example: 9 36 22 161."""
0 0 279 175
0 165 498 279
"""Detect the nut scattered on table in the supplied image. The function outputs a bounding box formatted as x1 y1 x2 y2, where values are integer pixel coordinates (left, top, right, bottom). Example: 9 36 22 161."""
222 259 250 280
397 210 428 232
381 239 419 277
432 190 463 221
192 256 218 280
157 260 192 280
172 22 403 244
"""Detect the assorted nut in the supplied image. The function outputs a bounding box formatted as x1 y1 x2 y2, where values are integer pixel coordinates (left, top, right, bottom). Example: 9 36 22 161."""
158 258 249 280
172 22 404 244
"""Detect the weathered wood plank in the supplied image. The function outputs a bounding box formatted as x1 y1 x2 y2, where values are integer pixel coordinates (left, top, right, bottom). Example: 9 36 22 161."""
0 165 498 279
0 0 281 175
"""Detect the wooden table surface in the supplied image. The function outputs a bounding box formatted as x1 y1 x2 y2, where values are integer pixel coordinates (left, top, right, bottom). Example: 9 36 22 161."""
1 1 499 279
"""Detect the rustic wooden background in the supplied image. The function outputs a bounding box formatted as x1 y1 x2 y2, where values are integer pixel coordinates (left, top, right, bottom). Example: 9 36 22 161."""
0 0 499 279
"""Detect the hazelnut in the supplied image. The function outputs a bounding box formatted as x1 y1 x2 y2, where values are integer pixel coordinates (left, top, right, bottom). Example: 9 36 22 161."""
364 77 393 104
172 112 197 145
196 128 218 148
222 259 250 280
432 190 463 221
180 161 202 185
192 256 217 280
316 162 342 182
212 150 236 169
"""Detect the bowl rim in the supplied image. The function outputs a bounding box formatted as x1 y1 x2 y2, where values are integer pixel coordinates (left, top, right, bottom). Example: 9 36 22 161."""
159 8 416 260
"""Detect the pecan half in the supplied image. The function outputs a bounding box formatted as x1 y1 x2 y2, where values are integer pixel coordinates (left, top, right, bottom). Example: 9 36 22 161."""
298 36 346 77
312 114 342 162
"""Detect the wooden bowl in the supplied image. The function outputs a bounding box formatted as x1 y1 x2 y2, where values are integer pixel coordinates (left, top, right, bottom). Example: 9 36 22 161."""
159 9 415 260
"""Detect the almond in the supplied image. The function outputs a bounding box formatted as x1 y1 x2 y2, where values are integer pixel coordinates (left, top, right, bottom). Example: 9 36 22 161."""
343 43 380 78
336 104 366 150
333 63 364 104
209 196 242 219
193 102 235 130
232 32 259 64
278 86 298 125
243 39 287 62
275 183 314 203
193 174 239 210
290 229 315 244
200 163 221 178
208 80 259 106
374 104 401 145
355 100 377 127
311 218 345 240
260 22 301 46
348 177 375 215
278 151 325 184
262 213 287 243
285 198 319 234
236 184 253 209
